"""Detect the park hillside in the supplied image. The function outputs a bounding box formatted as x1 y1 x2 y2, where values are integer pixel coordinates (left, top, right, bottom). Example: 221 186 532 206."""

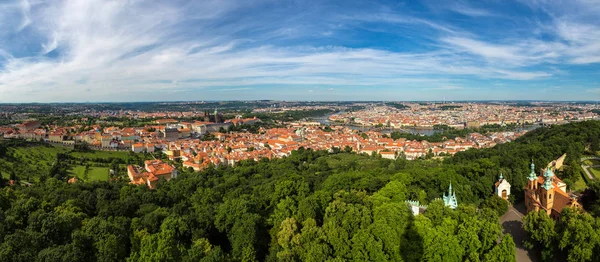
0 121 599 261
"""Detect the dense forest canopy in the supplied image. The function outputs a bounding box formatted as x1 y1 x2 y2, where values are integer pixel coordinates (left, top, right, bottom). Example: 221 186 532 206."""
0 121 599 261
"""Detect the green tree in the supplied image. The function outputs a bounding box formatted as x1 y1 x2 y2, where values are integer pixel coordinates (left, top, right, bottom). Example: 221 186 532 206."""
456 218 482 261
476 208 502 253
482 234 515 262
83 164 90 181
415 216 464 262
276 217 300 261
480 195 508 217
556 208 599 262
369 202 411 260
323 191 372 259
523 211 556 261
351 229 387 261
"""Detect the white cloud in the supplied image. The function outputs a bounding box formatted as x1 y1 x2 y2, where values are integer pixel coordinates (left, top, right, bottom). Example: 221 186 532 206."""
586 88 600 94
517 1 600 65
0 0 596 102
216 87 253 92
17 0 31 31
441 37 564 67
448 4 494 17
428 85 465 90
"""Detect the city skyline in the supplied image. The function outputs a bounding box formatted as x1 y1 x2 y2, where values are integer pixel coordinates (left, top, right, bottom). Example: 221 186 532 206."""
1 0 600 102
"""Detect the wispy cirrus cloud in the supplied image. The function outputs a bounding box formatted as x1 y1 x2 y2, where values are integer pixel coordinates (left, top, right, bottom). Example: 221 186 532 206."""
440 37 563 67
0 0 598 102
447 4 495 17
17 0 32 31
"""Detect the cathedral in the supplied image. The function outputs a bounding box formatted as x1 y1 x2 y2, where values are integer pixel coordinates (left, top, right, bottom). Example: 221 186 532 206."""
524 161 581 219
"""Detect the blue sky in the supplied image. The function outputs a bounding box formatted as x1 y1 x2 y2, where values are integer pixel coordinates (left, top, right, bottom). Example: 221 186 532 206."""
0 0 599 102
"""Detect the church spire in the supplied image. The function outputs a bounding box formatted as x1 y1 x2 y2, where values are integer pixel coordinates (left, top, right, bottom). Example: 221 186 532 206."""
443 181 458 209
528 160 537 181
541 168 555 190
499 173 504 181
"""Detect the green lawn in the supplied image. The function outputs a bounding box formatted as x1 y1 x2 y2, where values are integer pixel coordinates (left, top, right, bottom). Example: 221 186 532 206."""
71 165 110 181
1 145 131 182
590 167 600 180
572 176 588 192
70 150 131 160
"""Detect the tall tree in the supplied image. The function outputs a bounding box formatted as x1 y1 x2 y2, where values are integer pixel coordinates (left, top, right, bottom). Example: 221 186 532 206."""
523 211 556 261
556 208 599 262
483 234 516 262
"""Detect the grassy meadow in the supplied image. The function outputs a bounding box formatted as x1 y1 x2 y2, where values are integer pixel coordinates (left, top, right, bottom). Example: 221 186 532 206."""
71 165 110 181
0 143 146 182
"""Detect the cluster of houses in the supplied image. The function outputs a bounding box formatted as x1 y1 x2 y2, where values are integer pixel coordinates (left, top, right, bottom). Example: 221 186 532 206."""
1 117 530 191
332 104 599 129
1 118 527 171
0 116 260 149
152 124 527 172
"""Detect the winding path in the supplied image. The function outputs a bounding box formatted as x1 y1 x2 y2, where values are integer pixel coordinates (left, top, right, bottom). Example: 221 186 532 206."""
580 156 600 181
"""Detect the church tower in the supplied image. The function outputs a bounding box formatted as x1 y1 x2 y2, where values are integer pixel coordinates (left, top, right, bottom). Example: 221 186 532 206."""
525 161 539 212
527 161 537 189
540 169 555 216
214 108 222 123
203 110 210 122
524 158 581 218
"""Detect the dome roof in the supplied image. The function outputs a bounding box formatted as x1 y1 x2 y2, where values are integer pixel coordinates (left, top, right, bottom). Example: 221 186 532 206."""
544 168 554 178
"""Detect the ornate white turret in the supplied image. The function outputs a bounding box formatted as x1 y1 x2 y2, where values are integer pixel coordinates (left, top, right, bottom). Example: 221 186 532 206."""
443 182 458 209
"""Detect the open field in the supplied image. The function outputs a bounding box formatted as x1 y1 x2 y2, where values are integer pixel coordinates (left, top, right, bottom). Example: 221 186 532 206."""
71 165 110 181
0 144 144 182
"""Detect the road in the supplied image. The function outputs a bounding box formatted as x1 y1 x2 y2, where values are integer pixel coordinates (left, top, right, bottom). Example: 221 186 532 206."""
500 203 539 262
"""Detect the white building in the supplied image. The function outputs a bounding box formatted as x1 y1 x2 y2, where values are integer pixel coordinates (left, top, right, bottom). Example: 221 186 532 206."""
380 151 397 160
494 173 511 200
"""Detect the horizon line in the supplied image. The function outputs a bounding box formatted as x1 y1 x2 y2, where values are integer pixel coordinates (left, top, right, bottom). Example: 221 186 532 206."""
1 99 600 104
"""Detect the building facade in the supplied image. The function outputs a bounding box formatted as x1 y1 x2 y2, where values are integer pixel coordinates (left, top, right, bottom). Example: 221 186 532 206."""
127 160 178 189
494 173 511 200
524 161 581 219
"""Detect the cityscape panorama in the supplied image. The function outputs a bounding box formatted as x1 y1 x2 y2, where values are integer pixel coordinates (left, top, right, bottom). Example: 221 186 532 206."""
0 1 600 261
